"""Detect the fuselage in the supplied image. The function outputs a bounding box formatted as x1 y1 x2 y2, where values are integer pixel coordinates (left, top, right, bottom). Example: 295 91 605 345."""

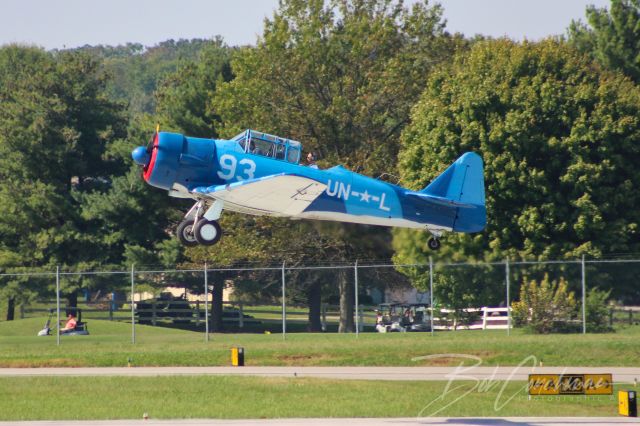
135 131 485 233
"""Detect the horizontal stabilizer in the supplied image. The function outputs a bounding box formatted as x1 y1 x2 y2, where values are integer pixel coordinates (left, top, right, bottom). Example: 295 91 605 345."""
192 173 327 216
405 191 479 209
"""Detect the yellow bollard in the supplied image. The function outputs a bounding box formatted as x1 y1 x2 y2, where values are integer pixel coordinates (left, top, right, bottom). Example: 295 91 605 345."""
231 347 244 367
619 390 637 417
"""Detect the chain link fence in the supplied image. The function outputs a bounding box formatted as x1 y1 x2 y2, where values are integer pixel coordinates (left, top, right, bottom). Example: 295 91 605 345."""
1 259 639 344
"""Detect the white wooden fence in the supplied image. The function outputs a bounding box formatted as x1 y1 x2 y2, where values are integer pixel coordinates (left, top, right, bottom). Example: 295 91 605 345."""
431 307 510 330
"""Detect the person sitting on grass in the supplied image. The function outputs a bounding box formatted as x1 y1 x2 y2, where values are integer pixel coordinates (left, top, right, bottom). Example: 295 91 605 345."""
60 313 77 333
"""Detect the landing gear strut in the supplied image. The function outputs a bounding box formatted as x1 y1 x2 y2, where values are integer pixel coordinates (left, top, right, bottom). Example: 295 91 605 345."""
176 199 224 247
427 236 441 251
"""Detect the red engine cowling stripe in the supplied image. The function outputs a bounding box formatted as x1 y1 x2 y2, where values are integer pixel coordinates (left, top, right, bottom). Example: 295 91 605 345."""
143 133 159 182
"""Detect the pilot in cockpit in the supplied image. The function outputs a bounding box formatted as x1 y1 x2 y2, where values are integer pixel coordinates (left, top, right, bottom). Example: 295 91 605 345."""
306 152 318 169
249 139 264 155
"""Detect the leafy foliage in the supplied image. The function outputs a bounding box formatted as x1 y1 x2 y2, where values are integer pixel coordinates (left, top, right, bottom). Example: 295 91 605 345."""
511 274 578 333
568 0 640 83
0 46 127 266
215 0 462 174
73 39 216 115
395 39 640 267
585 287 614 332
0 45 128 309
155 38 233 138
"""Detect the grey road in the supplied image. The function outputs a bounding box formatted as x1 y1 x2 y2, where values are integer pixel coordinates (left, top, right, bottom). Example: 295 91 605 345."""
1 366 639 383
0 417 638 426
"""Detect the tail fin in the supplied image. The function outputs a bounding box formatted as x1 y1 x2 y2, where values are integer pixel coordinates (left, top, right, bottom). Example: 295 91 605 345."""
423 152 486 232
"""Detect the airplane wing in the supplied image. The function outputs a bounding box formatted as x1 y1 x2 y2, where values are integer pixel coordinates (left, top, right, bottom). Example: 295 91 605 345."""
192 173 327 216
405 191 480 209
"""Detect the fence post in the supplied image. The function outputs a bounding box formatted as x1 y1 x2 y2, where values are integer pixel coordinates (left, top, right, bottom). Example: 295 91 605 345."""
358 305 364 332
131 264 136 344
354 260 359 338
108 300 113 321
20 303 25 320
56 265 60 347
581 255 586 334
195 300 200 327
505 258 510 336
609 307 614 328
429 257 434 336
239 303 244 328
282 261 286 340
204 262 209 342
321 303 327 331
482 307 488 330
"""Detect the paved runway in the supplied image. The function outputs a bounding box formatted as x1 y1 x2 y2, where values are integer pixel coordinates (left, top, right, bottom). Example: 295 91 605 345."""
0 417 638 426
1 366 639 383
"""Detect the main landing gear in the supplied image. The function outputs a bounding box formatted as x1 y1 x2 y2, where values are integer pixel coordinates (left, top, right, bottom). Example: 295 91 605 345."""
426 230 442 251
177 200 224 247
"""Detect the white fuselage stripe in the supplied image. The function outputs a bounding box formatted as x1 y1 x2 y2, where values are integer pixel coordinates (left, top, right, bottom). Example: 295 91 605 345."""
295 211 452 231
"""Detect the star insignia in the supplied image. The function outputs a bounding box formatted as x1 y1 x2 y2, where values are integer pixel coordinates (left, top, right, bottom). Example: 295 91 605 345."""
360 190 371 203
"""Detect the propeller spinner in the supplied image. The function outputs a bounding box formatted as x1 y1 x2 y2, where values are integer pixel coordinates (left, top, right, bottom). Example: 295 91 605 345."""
131 146 150 166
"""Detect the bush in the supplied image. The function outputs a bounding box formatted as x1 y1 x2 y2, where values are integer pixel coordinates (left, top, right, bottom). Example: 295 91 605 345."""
585 288 614 333
511 274 578 334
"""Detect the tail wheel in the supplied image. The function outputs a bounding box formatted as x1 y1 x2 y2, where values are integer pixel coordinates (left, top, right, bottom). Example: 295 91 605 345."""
194 219 222 246
427 237 441 251
177 220 198 247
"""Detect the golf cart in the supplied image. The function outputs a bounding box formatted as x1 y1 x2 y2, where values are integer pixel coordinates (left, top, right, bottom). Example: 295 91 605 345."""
375 303 432 333
37 307 90 336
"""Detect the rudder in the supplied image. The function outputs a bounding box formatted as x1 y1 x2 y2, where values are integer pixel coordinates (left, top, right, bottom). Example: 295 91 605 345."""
422 152 486 232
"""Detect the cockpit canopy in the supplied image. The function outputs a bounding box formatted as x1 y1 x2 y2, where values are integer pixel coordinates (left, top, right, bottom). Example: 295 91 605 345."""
232 129 302 164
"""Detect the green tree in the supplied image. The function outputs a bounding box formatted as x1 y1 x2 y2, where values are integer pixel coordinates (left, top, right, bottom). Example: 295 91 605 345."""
155 38 233 137
394 39 640 304
0 45 128 316
568 0 640 83
74 38 216 115
216 0 461 175
212 0 461 331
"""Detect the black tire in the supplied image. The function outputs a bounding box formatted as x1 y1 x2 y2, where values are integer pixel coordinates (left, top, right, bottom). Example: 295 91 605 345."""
194 219 222 246
177 220 198 247
427 237 441 251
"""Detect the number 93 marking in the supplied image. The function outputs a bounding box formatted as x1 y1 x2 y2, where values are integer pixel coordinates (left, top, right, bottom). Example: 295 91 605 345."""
217 154 256 181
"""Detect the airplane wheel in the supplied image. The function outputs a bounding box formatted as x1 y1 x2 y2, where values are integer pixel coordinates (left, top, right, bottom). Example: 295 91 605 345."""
427 237 441 251
194 219 222 246
177 220 198 247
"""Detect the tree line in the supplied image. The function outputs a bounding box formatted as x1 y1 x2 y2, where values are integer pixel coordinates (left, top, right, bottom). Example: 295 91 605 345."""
1 0 639 327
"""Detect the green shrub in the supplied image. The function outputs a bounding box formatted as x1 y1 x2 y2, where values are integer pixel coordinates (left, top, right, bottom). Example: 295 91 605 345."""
511 274 578 334
585 288 614 333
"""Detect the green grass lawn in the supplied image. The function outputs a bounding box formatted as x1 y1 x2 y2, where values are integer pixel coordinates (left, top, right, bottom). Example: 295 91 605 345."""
1 317 639 367
0 376 625 420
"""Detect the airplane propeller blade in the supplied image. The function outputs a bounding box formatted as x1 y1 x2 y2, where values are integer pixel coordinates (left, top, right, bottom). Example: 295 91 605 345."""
146 132 156 154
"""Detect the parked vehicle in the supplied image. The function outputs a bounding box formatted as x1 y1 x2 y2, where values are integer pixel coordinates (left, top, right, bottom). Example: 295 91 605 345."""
376 303 431 332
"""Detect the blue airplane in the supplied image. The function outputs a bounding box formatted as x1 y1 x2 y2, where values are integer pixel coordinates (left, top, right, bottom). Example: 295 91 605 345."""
132 129 486 250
